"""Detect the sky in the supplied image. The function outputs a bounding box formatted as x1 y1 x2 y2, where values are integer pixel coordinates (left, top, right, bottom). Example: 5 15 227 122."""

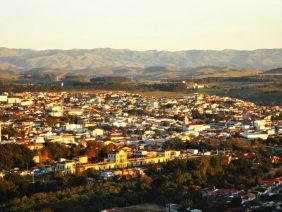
0 0 281 51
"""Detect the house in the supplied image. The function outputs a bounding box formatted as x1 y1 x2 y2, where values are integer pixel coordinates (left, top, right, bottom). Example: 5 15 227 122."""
35 136 45 143
121 146 133 157
51 134 76 144
188 124 209 132
254 120 266 130
242 132 268 140
49 105 64 117
55 160 76 175
33 155 40 164
0 95 8 102
112 120 127 127
109 133 125 141
25 142 44 150
166 203 182 212
7 97 21 104
203 151 211 156
108 150 128 168
157 150 181 159
78 155 88 164
179 132 191 141
92 128 104 136
187 149 199 155
134 150 148 157
100 171 115 180
65 123 83 132
180 131 200 140
20 100 34 106
68 108 84 116
49 111 63 117
147 151 158 157
0 171 5 178
186 83 205 90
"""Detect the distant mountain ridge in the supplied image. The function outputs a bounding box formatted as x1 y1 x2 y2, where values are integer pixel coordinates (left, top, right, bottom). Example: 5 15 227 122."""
262 67 282 75
0 47 281 72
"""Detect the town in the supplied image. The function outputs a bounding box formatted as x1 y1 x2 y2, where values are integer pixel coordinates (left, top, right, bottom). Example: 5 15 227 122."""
0 91 281 211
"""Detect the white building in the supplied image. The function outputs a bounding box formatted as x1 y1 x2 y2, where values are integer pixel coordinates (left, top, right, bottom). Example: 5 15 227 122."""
188 124 209 132
20 100 34 106
92 128 104 136
65 123 83 132
7 97 21 104
0 95 8 102
254 120 266 131
242 132 268 140
186 149 199 155
134 150 148 157
35 136 45 143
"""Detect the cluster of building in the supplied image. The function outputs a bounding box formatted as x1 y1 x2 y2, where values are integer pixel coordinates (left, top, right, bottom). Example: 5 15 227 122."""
0 91 281 176
201 177 282 211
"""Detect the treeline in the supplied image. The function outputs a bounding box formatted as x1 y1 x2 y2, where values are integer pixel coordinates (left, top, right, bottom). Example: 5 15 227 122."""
0 83 63 93
0 144 34 170
139 82 186 92
90 76 133 83
181 75 282 83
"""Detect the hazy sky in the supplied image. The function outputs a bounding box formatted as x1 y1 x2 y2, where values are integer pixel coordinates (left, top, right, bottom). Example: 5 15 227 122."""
0 0 281 50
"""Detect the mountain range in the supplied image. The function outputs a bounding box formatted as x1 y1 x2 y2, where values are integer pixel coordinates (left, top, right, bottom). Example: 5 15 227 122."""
0 47 281 70
0 47 281 80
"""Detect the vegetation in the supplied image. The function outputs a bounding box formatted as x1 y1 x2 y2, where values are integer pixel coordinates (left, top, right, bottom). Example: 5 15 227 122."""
0 148 274 210
41 143 81 161
0 144 34 170
90 76 133 84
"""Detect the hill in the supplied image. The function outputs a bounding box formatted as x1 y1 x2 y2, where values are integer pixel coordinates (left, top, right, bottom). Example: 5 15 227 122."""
0 65 266 81
262 68 282 75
